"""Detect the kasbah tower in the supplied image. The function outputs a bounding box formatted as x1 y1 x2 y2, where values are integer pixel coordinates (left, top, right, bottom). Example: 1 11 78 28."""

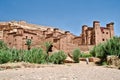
0 21 114 53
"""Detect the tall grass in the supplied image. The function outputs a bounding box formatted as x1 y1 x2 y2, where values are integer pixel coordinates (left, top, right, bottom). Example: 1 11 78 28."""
0 41 67 64
0 40 8 50
0 49 11 64
9 49 23 62
23 48 47 64
0 40 48 64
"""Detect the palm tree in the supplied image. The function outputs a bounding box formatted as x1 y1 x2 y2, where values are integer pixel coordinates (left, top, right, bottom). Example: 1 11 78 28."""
44 42 52 54
26 39 32 50
44 42 52 62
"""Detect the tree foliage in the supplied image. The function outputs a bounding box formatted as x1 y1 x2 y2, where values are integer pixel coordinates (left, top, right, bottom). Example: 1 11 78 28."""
44 41 52 54
26 39 32 50
90 36 120 63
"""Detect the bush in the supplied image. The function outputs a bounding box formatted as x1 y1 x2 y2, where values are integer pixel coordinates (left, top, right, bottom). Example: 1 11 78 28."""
49 51 67 64
0 41 70 64
90 36 120 64
0 49 26 64
0 40 8 50
23 48 47 64
0 50 11 64
80 53 92 58
9 49 23 62
72 48 81 63
0 48 48 64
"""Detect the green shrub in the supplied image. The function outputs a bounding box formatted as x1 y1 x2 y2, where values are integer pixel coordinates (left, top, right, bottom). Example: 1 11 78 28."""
80 53 92 58
49 51 67 64
9 49 23 62
90 46 96 57
44 42 52 54
90 36 120 64
72 48 81 63
102 61 107 65
0 49 26 63
0 50 10 64
0 40 8 50
23 48 47 64
0 48 47 64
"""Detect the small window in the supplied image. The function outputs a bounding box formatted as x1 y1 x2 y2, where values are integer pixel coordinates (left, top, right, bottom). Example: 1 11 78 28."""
102 32 104 34
106 32 108 34
26 36 28 39
102 39 105 41
54 39 57 43
9 42 11 45
31 37 33 39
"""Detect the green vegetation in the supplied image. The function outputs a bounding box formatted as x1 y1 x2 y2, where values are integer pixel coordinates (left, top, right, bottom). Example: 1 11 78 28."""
0 49 10 64
80 53 92 58
23 48 47 64
1 36 119 65
49 51 67 64
0 40 8 50
9 49 23 62
44 41 52 54
72 48 81 63
90 36 120 64
0 48 47 64
44 41 52 62
26 39 32 50
0 41 67 64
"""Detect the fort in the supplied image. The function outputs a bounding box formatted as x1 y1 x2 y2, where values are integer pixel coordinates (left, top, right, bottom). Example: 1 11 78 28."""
0 21 114 53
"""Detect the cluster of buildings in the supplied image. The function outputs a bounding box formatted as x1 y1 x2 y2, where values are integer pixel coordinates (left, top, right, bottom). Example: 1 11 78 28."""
0 21 114 53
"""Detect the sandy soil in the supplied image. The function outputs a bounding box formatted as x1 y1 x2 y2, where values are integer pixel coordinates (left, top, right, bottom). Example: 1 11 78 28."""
0 62 120 80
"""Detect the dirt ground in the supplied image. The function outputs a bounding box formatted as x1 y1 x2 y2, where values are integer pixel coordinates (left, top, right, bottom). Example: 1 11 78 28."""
0 62 120 80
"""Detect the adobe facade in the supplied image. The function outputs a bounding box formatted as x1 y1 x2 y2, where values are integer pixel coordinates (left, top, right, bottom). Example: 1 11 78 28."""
73 21 114 46
0 21 114 53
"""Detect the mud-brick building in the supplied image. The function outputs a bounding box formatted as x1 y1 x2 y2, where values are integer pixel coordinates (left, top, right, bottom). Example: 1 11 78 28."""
73 21 114 46
0 21 114 53
83 21 114 45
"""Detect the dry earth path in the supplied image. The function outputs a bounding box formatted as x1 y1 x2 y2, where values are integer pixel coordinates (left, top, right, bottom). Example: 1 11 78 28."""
0 62 120 80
